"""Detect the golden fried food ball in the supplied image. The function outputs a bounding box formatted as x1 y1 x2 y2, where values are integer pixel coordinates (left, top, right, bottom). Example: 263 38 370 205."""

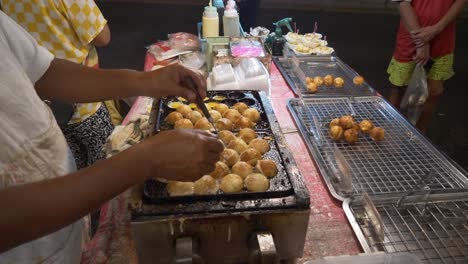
176 104 192 117
238 128 257 144
242 108 260 123
195 117 214 130
255 160 278 178
223 109 242 123
214 103 229 115
167 181 194 196
235 116 254 129
329 125 344 142
352 122 360 134
194 175 219 195
232 102 249 114
221 148 240 167
330 118 340 128
210 161 230 178
313 76 324 86
353 76 365 86
339 115 355 129
231 161 253 179
220 174 244 193
334 77 345 88
307 82 318 93
324 75 334 86
240 148 262 166
305 77 313 84
359 120 374 133
209 110 222 122
216 118 234 131
249 138 270 155
227 139 249 154
245 173 269 192
344 128 359 144
174 118 194 129
370 127 385 141
186 111 203 124
165 111 183 125
218 130 236 145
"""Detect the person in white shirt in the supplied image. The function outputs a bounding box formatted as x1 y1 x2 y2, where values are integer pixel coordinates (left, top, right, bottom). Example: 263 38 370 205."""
0 11 223 263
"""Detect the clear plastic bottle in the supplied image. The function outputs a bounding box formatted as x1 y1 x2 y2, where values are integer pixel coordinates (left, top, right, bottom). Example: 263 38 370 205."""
202 0 219 38
223 0 240 37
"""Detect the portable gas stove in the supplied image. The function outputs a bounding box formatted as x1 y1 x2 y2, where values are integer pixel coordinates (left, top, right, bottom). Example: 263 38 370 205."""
131 91 310 264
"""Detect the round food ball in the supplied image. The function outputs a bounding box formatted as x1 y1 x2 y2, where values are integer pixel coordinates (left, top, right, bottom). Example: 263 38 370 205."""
219 130 236 145
307 82 318 93
329 125 344 142
249 138 270 155
221 148 240 167
165 111 183 125
306 77 313 84
235 116 254 129
194 175 219 195
359 120 374 133
324 75 334 86
334 77 345 88
240 148 262 166
223 109 242 123
174 118 193 129
353 76 365 86
195 117 214 130
370 127 385 141
313 76 324 86
167 181 194 196
220 174 244 193
245 173 269 192
255 160 278 178
243 108 260 123
339 115 355 130
231 161 253 179
210 161 230 179
186 111 203 124
227 139 249 154
238 128 257 144
214 103 229 115
216 118 234 131
329 118 340 128
344 128 359 144
176 104 192 117
232 102 249 114
209 110 222 122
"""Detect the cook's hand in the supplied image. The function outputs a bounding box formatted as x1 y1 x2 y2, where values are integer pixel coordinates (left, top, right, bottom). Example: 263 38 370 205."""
413 44 430 66
140 129 223 182
410 25 441 46
142 64 206 102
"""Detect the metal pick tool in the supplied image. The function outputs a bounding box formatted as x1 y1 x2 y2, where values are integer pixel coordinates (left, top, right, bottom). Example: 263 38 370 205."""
184 77 218 133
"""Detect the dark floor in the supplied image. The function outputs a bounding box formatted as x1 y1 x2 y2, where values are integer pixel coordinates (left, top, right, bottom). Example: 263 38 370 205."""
97 2 468 171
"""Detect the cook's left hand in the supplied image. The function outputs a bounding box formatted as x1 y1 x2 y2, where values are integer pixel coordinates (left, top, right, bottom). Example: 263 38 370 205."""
410 25 441 46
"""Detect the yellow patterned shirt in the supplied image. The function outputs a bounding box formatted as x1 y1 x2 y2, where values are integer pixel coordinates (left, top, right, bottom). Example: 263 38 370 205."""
1 0 107 124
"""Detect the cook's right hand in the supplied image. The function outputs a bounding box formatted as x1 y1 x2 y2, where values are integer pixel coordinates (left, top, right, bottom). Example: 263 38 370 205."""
141 129 224 182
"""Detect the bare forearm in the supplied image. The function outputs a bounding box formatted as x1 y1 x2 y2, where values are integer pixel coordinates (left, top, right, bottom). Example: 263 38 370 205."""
399 2 421 32
436 0 467 31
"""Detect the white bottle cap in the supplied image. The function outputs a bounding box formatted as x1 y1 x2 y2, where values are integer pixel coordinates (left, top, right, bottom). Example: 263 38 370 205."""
224 0 238 17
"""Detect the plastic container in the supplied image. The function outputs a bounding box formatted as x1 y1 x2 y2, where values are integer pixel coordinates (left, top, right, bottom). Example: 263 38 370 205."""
202 1 219 38
223 0 240 37
304 253 422 264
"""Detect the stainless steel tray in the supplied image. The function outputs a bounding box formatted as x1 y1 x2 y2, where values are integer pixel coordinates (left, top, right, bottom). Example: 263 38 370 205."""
344 192 468 263
287 96 468 200
274 56 375 97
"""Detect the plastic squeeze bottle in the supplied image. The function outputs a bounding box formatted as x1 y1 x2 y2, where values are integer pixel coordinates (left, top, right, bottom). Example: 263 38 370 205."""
223 0 240 37
202 0 219 38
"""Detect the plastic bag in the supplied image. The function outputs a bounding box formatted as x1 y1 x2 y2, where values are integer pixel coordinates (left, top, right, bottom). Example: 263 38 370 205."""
168 32 201 51
400 64 428 125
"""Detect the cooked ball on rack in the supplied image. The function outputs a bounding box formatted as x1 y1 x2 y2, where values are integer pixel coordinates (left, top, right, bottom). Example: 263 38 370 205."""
249 138 270 154
242 108 260 123
329 125 344 141
223 109 242 123
194 175 219 195
352 123 360 134
176 104 192 117
232 102 249 114
186 111 203 124
227 139 249 154
240 148 262 166
167 181 194 196
235 116 254 129
370 127 385 141
219 130 236 145
359 120 374 133
209 110 222 122
214 103 229 115
165 111 183 125
334 77 345 88
231 161 253 179
238 128 257 144
207 102 218 110
353 76 365 86
324 75 334 86
313 76 324 86
344 128 359 144
222 148 240 166
339 115 355 129
255 160 278 178
174 118 194 129
210 161 230 178
195 117 214 130
306 77 313 84
307 82 318 93
245 173 269 192
329 118 340 128
220 174 244 193
216 118 234 131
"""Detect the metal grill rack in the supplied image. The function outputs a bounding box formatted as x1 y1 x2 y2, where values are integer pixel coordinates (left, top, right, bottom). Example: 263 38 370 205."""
287 96 468 200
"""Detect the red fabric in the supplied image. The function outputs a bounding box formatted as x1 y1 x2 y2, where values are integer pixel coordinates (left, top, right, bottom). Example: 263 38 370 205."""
394 0 456 62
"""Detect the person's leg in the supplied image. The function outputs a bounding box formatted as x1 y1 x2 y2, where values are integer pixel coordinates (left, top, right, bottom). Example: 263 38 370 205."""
415 79 443 133
388 84 406 109
386 57 415 109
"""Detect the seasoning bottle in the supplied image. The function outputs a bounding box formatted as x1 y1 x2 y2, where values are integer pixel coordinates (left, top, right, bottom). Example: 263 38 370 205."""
223 0 240 37
202 0 219 38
